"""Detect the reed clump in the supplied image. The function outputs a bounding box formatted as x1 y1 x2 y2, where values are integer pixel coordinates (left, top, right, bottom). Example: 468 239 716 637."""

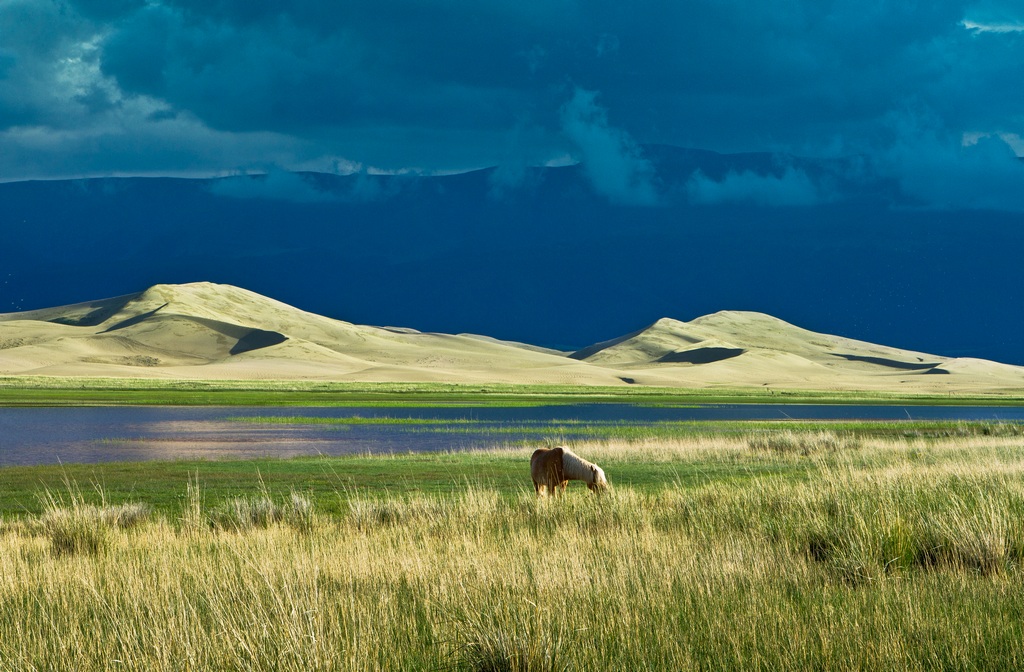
210 491 315 533
35 483 151 557
747 430 860 455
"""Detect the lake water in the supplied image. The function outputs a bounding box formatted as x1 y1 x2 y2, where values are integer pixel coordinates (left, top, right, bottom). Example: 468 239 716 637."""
1 404 1023 467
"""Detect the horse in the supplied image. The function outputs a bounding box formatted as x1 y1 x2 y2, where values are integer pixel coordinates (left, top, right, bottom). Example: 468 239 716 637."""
530 446 609 496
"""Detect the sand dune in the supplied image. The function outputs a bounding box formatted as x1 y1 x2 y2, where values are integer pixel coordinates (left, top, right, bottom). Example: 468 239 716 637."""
1 282 1022 393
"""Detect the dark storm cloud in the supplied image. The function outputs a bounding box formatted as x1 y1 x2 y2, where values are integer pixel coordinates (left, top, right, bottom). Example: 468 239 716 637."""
1 0 1022 209
68 0 146 22
687 167 827 208
98 1 562 134
876 110 1024 211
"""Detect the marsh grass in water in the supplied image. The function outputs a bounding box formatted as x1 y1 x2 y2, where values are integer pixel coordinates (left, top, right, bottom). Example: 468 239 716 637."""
227 415 479 425
3 429 1024 668
229 415 1024 442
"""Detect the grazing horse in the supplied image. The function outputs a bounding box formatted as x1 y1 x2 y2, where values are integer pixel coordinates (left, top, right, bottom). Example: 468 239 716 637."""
530 446 609 496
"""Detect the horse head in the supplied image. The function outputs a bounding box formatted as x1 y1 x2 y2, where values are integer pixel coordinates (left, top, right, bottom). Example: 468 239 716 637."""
587 465 609 493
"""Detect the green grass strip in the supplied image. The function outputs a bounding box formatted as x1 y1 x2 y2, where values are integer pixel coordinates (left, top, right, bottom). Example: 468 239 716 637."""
2 376 1023 406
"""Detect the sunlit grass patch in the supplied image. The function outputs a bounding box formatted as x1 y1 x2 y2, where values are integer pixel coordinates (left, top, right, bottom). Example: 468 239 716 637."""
4 426 1024 667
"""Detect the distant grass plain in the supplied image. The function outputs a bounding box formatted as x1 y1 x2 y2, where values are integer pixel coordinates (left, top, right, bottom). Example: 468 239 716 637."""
3 376 1024 406
3 412 1024 669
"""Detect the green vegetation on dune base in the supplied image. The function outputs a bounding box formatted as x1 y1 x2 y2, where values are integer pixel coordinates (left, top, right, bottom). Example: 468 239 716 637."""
3 427 1024 669
2 375 1023 406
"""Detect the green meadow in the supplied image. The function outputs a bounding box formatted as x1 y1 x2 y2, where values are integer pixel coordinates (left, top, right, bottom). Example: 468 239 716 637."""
3 421 1024 669
3 376 1024 406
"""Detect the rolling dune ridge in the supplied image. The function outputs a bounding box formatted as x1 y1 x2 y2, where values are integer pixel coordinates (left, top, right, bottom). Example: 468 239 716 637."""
1 282 1021 393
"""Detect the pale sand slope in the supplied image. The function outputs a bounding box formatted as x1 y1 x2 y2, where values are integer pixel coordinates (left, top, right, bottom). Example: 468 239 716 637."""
0 283 1021 392
571 312 1024 393
0 283 639 385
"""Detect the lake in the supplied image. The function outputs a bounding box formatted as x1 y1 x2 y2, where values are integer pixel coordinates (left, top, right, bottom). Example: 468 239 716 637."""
1 404 1023 467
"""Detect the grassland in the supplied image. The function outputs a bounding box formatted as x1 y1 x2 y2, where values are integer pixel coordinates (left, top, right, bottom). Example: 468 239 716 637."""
3 375 1024 406
3 422 1024 669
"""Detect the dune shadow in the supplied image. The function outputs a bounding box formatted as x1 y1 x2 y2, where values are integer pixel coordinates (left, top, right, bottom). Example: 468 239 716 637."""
99 304 169 333
834 354 939 370
230 329 288 355
48 294 143 328
658 347 744 365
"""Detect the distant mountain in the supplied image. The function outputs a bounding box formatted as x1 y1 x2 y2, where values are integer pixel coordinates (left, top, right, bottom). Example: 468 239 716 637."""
1 146 1021 365
2 282 1022 393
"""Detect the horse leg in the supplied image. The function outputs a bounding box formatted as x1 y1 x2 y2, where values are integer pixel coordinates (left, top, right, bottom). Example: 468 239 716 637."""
548 463 563 497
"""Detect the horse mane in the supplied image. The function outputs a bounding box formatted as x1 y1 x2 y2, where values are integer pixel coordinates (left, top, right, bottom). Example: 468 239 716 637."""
559 447 598 483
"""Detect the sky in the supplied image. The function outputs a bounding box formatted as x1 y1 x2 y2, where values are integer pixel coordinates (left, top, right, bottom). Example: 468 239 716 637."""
1 0 1023 205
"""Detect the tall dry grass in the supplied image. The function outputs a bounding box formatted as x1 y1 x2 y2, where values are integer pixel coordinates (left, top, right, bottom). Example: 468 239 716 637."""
2 434 1024 669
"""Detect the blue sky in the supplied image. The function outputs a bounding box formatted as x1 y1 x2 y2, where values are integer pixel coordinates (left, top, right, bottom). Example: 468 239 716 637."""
2 0 1023 209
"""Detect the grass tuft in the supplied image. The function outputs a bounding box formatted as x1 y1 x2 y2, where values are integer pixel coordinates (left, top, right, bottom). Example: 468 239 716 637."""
451 606 569 672
210 490 316 532
35 480 149 556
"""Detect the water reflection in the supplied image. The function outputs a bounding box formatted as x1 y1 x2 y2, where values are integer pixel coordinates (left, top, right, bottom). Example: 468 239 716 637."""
1 404 1022 467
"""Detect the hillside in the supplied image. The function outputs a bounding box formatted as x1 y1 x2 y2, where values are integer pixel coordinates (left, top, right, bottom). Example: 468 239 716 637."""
571 311 1024 392
1 282 1022 393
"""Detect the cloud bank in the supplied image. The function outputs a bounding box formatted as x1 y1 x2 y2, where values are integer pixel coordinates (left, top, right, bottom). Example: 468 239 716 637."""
0 0 1022 212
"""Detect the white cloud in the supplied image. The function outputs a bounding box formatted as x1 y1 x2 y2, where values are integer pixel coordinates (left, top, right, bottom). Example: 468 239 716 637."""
961 19 1024 33
686 167 826 207
559 88 659 206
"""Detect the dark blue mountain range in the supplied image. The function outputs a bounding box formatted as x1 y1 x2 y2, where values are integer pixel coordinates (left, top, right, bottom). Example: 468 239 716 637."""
2 146 1021 364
